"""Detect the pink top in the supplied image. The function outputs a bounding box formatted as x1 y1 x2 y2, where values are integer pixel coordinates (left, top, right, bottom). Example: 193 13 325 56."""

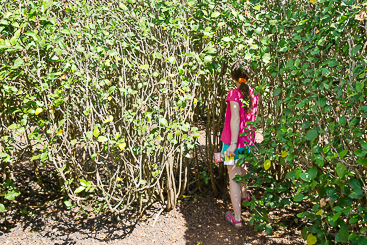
220 87 260 147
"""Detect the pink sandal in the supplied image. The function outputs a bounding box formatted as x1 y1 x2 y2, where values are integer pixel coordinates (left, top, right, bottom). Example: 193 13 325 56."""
225 211 243 230
241 191 251 205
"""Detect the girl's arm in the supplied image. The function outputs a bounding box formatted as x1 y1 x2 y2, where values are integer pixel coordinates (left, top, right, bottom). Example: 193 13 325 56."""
226 101 240 157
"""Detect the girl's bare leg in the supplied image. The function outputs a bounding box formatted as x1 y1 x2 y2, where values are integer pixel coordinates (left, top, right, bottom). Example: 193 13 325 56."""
227 163 242 225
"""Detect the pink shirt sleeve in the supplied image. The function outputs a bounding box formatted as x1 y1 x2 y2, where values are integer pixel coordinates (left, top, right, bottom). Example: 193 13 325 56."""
226 89 241 103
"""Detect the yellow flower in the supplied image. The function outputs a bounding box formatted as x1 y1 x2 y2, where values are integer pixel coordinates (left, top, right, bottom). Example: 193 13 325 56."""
60 74 67 80
118 143 126 150
56 129 63 135
264 159 271 170
310 0 317 4
117 177 123 182
193 98 198 104
315 30 319 34
35 108 43 115
108 96 112 101
195 74 198 76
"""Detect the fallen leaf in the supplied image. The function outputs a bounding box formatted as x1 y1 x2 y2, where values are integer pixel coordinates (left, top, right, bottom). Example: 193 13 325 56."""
320 198 326 207
355 11 366 21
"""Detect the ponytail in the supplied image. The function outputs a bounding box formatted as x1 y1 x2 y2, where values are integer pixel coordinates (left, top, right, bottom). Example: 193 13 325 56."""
239 83 253 113
231 62 253 113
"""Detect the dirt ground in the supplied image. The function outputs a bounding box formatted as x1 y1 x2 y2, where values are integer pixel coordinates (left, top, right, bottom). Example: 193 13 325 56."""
0 129 306 244
0 190 306 245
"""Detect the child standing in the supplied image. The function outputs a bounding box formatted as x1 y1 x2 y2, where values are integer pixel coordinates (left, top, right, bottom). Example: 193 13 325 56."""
221 62 260 229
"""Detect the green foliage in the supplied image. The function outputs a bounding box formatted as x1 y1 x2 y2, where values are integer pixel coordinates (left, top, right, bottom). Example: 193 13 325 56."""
239 0 367 244
0 0 366 242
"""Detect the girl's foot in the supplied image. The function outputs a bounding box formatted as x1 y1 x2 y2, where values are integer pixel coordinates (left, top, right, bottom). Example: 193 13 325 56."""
225 211 243 230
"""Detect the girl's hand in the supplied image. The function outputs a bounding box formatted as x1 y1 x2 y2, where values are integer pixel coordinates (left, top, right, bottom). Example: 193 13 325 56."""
226 144 237 158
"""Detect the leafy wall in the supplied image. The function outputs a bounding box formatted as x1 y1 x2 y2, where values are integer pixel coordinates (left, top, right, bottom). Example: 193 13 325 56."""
0 0 366 243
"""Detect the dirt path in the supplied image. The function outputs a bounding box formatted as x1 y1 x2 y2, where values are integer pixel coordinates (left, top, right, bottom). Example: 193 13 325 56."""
0 192 305 245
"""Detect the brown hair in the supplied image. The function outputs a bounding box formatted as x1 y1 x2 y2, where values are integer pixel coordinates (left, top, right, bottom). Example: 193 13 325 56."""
231 62 253 113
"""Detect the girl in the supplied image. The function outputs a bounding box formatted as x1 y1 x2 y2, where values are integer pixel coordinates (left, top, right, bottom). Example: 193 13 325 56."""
221 62 260 229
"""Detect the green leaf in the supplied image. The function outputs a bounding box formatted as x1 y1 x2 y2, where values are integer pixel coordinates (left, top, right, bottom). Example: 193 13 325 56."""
25 31 39 41
336 162 347 178
361 142 367 150
358 237 367 245
97 136 108 142
307 234 317 245
211 12 220 18
356 159 367 166
273 88 281 96
187 0 196 7
181 123 190 132
160 118 168 127
307 167 318 180
12 58 23 69
5 190 20 201
349 178 361 190
74 186 85 194
93 127 100 138
139 64 149 70
31 154 41 161
61 29 70 34
204 55 212 63
339 222 349 243
355 81 364 93
108 49 118 56
70 139 77 145
306 129 318 141
329 60 339 67
300 172 310 182
353 150 367 158
0 203 5 212
64 200 72 207
339 150 348 159
262 53 271 63
167 57 176 64
265 224 273 235
294 193 304 202
222 37 232 42
86 131 93 139
339 115 346 126
351 44 362 56
80 179 88 186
